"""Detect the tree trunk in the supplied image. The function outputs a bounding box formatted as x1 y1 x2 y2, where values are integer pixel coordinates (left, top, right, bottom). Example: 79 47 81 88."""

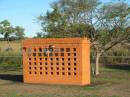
7 37 11 49
95 52 101 75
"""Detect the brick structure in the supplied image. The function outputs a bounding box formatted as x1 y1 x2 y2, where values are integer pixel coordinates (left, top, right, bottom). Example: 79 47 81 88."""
22 38 90 85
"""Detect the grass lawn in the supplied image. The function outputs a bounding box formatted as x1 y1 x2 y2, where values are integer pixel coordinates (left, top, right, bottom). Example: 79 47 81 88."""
0 67 129 97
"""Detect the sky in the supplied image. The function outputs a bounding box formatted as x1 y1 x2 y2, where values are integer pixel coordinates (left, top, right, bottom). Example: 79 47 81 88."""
0 0 130 37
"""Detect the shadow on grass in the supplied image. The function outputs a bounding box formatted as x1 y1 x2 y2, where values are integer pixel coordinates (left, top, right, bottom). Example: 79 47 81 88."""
0 74 23 82
104 64 130 71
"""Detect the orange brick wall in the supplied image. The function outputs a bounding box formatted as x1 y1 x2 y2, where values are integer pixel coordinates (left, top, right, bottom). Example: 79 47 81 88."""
22 38 90 85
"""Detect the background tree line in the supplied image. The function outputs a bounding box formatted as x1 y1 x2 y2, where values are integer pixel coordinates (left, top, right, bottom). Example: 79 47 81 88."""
0 20 25 50
0 20 25 41
37 0 130 75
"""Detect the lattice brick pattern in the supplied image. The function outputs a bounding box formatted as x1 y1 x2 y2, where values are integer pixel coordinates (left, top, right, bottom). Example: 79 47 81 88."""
22 38 90 85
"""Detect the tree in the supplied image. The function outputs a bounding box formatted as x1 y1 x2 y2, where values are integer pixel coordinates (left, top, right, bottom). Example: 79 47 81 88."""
0 20 25 40
15 26 25 39
38 5 69 37
0 20 15 49
38 0 130 75
35 32 43 38
0 20 25 50
92 2 130 75
38 0 100 37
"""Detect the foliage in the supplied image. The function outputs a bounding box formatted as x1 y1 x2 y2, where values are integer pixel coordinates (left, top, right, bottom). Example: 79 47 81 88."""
15 26 25 39
38 0 130 75
0 20 25 40
38 0 100 37
0 20 14 39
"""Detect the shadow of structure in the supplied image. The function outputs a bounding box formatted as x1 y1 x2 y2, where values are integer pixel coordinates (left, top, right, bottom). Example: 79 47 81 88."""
105 64 130 71
0 74 23 82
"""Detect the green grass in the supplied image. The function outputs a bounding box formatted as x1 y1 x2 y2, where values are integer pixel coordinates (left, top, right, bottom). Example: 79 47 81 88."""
0 41 22 67
0 67 129 97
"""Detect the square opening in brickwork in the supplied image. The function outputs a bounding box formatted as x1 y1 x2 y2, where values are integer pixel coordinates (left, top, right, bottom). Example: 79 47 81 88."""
51 72 53 75
29 67 31 69
45 62 48 65
60 48 64 52
74 72 77 76
34 58 36 61
74 53 76 56
39 48 42 52
62 67 65 70
44 48 47 52
62 63 64 66
29 58 31 60
62 72 65 75
61 53 64 56
39 58 42 61
55 53 58 56
56 58 59 61
34 62 37 65
68 72 71 75
68 53 70 56
33 53 36 56
56 67 59 70
74 58 77 61
45 58 47 61
56 63 59 65
49 48 53 52
49 53 53 56
38 53 42 56
66 48 70 52
35 71 37 74
45 67 48 70
34 48 36 52
44 53 47 56
55 48 59 52
51 67 53 70
40 67 42 70
57 72 59 75
40 72 42 75
29 62 31 65
51 63 53 65
50 58 53 61
62 58 64 61
40 62 42 65
73 48 76 52
68 63 71 66
29 71 31 74
34 67 37 70
45 72 48 75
